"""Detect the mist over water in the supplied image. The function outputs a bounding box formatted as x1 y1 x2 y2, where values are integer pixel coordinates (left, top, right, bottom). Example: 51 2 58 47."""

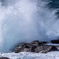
0 0 59 52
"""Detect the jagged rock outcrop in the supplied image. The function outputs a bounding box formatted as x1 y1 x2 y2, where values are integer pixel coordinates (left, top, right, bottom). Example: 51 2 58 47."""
14 40 59 53
35 45 52 53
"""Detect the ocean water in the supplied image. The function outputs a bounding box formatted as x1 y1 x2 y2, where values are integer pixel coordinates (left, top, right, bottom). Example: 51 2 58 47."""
0 52 59 59
0 0 59 52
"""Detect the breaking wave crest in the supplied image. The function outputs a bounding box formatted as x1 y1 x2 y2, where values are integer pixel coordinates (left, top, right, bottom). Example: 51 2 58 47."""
0 0 59 52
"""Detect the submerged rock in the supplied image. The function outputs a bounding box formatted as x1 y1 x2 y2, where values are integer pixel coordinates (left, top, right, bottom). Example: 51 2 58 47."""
0 57 9 59
51 39 59 44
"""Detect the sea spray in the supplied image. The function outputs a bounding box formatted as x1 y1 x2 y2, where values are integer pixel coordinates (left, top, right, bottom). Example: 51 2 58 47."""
0 0 59 52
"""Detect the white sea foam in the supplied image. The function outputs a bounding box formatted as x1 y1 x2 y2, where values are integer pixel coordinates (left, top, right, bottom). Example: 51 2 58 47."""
0 0 59 52
0 52 59 59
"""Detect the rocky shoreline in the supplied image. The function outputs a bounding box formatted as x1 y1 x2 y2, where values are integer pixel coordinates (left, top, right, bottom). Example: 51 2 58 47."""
0 40 59 59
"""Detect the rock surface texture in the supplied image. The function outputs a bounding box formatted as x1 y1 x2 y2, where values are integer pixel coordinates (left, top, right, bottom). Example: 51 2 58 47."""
0 57 9 59
14 40 59 53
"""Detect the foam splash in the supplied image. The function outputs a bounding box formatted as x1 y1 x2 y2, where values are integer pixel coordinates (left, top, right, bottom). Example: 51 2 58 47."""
0 0 59 52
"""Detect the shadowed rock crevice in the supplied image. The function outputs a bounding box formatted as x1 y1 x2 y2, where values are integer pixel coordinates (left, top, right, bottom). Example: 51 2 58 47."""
50 46 58 51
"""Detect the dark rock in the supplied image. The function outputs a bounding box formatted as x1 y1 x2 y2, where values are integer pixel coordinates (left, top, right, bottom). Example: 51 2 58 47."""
51 39 59 44
21 43 31 52
29 40 39 52
15 43 31 53
35 45 52 53
15 45 23 53
14 40 59 53
22 48 31 52
34 46 42 53
15 44 53 53
0 57 9 59
31 46 37 52
50 46 58 51
55 46 59 50
40 42 47 44
30 40 40 46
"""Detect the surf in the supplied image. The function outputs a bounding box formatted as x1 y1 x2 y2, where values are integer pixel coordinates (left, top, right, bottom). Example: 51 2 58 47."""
0 0 59 52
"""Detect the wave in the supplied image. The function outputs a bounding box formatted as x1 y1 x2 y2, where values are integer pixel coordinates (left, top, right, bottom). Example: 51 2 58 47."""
0 0 59 52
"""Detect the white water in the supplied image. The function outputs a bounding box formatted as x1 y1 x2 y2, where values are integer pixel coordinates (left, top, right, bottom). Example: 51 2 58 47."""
0 52 59 59
0 0 59 52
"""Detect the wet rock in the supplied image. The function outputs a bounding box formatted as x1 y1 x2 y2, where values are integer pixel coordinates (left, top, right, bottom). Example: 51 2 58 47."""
51 39 59 44
35 45 52 53
0 57 9 59
50 46 58 51
15 45 23 53
14 40 59 53
15 40 40 53
15 43 31 53
30 40 47 46
31 46 37 52
55 46 59 50
30 40 40 46
21 43 31 52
